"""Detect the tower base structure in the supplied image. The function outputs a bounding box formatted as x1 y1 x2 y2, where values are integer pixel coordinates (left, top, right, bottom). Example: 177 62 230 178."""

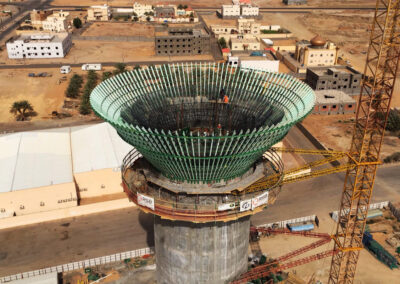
121 149 283 283
155 215 250 284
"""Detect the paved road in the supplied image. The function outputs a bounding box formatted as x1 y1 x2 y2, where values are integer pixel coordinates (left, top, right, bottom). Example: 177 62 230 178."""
0 59 215 69
0 124 399 276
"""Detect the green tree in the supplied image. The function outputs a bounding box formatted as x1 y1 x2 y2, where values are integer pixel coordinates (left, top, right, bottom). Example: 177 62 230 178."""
73 17 82 29
183 5 188 9
79 71 98 115
178 4 184 9
218 37 227 49
65 74 83 98
146 16 151 22
396 246 400 254
113 63 127 75
102 71 112 81
134 64 141 71
133 16 139 22
10 100 35 121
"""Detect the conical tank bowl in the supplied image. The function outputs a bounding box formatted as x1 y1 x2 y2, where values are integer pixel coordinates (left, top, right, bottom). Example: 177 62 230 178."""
90 63 315 183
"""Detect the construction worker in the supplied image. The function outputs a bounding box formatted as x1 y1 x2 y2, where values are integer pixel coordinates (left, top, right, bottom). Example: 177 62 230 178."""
219 88 225 101
223 95 229 104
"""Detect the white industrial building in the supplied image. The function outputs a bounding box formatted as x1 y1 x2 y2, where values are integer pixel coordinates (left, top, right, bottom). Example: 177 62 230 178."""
228 55 279 72
241 5 259 16
222 5 241 17
41 11 69 32
133 1 153 16
222 4 259 18
0 123 133 219
6 33 72 59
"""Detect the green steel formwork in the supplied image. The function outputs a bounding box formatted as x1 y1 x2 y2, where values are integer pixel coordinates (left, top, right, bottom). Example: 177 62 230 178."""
90 63 315 183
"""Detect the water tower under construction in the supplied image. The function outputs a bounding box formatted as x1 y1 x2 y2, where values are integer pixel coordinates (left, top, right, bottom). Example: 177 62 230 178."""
90 63 315 283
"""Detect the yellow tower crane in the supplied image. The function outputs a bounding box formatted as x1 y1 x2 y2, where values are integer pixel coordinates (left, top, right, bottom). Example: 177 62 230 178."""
328 0 400 283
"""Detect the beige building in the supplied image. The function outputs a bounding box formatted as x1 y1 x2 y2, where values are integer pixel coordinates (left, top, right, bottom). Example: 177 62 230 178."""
42 11 69 32
237 18 260 35
210 24 237 36
30 10 53 29
294 35 339 67
133 2 153 17
240 5 259 17
222 5 241 17
0 123 133 219
87 4 111 21
230 36 260 51
0 129 77 217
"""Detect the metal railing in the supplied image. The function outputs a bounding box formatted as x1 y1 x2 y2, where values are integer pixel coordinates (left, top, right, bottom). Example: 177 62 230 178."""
121 148 284 221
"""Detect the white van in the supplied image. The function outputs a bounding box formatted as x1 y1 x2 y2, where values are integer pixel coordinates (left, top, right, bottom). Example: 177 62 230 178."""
60 65 71 74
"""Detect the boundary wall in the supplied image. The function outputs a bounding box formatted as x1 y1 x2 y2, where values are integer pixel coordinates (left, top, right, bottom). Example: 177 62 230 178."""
0 247 154 283
330 201 389 222
257 214 317 229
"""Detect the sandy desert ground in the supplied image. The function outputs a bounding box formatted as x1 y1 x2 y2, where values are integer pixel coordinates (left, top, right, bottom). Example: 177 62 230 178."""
81 22 155 37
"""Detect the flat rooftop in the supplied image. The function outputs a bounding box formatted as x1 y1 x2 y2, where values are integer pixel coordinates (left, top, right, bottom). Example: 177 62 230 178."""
231 37 259 43
315 90 356 105
8 33 68 44
309 66 360 76
155 26 208 37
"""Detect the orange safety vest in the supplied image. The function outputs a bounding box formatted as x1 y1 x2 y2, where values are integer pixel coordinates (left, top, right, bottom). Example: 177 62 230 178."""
223 95 229 103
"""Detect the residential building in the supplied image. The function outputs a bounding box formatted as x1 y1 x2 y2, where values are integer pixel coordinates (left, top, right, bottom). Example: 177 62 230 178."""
313 90 356 115
241 5 259 17
230 36 260 51
210 24 237 36
154 5 176 18
87 4 111 21
155 26 211 56
42 11 69 32
306 66 362 95
283 0 307 5
222 5 241 17
237 18 260 34
30 10 52 29
133 2 153 16
294 35 339 67
262 37 297 52
6 33 72 59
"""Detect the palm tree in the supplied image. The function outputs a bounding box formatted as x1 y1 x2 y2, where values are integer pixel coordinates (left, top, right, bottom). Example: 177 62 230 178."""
10 100 35 121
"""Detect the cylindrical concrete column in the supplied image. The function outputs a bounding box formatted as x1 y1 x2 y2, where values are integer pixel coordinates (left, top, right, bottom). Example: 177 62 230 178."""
154 215 250 284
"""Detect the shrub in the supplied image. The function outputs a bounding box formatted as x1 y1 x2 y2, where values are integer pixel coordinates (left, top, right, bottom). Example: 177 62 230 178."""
73 17 82 29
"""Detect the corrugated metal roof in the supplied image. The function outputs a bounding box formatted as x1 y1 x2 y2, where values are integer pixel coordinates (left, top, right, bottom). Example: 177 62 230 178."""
71 123 132 173
11 128 73 191
0 133 22 193
0 122 132 193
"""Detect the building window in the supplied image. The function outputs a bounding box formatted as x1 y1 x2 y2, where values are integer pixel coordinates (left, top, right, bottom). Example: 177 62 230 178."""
332 105 337 108
56 46 59 49
320 54 323 57
0 208 5 213
331 54 334 56
158 45 161 48
56 53 59 55
348 105 353 108
310 54 313 57
40 202 45 206
158 40 161 42
158 51 161 54
322 106 327 109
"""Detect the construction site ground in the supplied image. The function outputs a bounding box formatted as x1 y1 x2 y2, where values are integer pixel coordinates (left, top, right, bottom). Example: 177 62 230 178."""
256 210 400 284
0 67 107 131
62 256 156 284
301 114 400 160
81 22 155 38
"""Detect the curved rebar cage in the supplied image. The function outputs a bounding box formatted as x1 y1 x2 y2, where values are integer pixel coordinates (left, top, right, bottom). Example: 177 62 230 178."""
90 63 315 183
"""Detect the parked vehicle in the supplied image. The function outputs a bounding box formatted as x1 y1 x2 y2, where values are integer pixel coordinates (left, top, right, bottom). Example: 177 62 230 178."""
60 65 71 74
28 73 35 77
82 64 102 71
287 221 314 232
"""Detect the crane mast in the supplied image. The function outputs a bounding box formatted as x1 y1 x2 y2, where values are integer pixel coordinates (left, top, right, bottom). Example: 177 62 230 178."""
329 0 400 283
